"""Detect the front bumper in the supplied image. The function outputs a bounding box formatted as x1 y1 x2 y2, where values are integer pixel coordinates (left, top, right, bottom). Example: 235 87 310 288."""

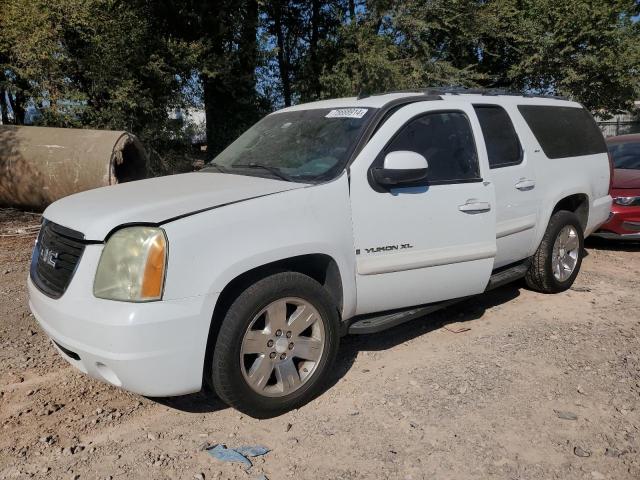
591 231 640 240
27 244 218 396
593 204 640 241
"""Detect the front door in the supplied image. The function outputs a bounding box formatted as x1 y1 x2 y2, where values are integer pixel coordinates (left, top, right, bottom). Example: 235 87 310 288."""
349 102 497 316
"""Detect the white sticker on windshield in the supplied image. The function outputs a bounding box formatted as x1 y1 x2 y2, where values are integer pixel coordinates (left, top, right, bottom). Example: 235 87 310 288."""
325 108 369 119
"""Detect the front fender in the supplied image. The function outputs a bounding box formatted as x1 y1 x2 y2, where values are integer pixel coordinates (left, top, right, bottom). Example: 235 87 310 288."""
161 174 357 319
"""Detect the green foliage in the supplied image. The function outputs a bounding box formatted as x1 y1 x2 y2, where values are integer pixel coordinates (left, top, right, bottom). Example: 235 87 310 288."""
501 0 640 113
319 1 486 98
319 21 426 97
0 0 193 146
318 0 640 113
0 0 639 164
0 0 89 126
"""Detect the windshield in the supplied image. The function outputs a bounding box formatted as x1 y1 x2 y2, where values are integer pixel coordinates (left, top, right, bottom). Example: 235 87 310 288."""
203 107 375 182
608 141 640 170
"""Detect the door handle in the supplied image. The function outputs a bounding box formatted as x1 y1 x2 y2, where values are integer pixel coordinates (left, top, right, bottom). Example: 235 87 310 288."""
515 179 536 191
458 200 491 214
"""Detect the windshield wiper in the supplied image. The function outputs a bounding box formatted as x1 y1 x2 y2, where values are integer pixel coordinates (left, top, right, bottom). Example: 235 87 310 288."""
232 162 296 182
206 162 229 173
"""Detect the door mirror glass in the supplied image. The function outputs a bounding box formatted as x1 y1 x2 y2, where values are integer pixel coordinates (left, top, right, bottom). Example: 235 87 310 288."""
372 151 429 188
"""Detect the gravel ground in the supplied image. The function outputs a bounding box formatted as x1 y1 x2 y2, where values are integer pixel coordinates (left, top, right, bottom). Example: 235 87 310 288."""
0 210 639 479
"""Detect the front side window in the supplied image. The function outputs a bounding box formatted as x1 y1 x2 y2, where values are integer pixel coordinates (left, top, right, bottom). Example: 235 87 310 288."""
204 108 375 182
474 105 523 168
382 111 480 184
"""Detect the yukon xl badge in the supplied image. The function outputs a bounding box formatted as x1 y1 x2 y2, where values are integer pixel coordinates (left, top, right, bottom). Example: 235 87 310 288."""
356 244 413 255
39 247 59 268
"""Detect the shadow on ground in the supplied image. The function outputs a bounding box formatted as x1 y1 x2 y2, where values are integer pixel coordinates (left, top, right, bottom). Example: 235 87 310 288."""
585 236 640 253
150 238 637 416
328 284 521 391
150 389 228 414
155 284 521 415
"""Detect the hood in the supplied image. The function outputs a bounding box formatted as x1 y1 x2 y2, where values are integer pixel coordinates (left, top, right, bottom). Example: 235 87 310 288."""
44 172 306 240
612 169 640 189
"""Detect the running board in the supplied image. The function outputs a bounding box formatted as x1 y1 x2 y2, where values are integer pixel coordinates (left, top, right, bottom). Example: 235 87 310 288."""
485 262 529 291
348 300 459 335
348 261 529 335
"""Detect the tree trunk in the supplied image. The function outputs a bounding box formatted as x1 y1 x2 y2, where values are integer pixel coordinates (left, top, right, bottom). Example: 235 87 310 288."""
0 68 8 125
274 0 292 107
349 0 356 23
202 74 224 160
309 0 321 99
238 0 258 100
202 0 259 160
13 90 26 125
0 89 9 125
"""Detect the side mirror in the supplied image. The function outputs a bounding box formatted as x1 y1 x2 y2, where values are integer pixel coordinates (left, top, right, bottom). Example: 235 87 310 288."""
371 151 429 188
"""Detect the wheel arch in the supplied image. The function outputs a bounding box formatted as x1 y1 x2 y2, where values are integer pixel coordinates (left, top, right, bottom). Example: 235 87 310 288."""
202 253 344 389
551 193 589 232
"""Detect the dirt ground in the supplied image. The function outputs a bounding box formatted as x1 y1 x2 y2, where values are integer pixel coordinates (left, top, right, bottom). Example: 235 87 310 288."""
0 209 639 480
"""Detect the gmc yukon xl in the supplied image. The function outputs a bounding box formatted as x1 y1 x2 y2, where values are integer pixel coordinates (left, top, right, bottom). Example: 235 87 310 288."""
28 89 612 417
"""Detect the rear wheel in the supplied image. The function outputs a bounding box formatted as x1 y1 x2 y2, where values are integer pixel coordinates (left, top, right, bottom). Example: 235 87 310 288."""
525 210 584 293
210 272 340 418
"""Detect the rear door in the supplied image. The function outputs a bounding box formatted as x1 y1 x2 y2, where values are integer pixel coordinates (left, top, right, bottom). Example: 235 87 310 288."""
348 102 497 315
473 104 539 268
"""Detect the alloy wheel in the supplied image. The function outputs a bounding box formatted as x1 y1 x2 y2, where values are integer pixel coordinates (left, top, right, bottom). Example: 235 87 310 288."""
551 225 580 282
240 297 325 397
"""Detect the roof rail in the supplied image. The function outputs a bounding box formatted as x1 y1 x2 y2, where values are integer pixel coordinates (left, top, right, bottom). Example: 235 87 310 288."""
521 92 570 101
357 86 569 101
423 86 521 97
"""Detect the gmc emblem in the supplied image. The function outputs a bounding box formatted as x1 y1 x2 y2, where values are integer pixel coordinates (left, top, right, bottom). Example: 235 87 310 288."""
39 247 59 268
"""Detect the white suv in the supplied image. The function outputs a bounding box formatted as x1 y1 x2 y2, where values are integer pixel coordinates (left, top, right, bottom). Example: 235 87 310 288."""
28 89 612 417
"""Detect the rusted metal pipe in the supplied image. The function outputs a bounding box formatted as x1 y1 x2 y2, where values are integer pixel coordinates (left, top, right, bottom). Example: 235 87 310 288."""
0 125 148 210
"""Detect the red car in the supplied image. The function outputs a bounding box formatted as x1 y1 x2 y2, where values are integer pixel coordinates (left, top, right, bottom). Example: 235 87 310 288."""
593 134 640 240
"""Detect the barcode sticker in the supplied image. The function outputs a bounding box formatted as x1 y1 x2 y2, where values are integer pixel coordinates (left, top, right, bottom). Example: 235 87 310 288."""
325 108 369 119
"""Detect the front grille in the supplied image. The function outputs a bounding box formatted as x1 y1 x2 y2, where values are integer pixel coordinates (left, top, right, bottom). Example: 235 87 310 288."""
30 220 86 299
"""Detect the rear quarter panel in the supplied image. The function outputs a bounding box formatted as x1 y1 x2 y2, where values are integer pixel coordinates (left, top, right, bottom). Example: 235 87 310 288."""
510 102 611 249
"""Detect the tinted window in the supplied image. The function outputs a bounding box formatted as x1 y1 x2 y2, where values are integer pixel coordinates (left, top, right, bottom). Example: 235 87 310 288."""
608 142 640 170
384 112 480 184
518 105 607 159
474 105 523 168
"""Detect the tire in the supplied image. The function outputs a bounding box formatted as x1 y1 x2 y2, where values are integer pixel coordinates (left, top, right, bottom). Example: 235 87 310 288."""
525 210 584 293
210 272 340 418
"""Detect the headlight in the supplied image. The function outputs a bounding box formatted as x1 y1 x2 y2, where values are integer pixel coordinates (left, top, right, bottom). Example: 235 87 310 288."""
94 226 167 302
614 196 639 206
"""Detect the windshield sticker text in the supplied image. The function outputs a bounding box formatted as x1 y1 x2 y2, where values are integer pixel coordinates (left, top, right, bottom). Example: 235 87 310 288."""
325 108 369 119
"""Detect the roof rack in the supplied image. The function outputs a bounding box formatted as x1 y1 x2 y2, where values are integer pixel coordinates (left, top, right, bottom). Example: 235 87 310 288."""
357 86 569 101
424 86 521 97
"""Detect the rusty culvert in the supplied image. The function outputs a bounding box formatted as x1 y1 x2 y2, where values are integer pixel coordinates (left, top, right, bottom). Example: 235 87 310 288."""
0 125 148 210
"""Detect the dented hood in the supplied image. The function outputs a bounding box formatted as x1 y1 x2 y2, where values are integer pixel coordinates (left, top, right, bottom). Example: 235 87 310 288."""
43 172 306 240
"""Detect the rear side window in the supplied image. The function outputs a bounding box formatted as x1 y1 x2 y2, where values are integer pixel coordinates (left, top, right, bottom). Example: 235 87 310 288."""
518 105 607 159
383 111 480 184
474 105 523 168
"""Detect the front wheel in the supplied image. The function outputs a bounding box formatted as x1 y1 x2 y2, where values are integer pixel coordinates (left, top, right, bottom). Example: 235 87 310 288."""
525 210 584 293
210 272 340 418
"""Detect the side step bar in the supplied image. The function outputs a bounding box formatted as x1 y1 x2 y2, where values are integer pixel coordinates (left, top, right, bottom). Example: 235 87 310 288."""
484 261 529 292
348 299 460 335
347 260 530 335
